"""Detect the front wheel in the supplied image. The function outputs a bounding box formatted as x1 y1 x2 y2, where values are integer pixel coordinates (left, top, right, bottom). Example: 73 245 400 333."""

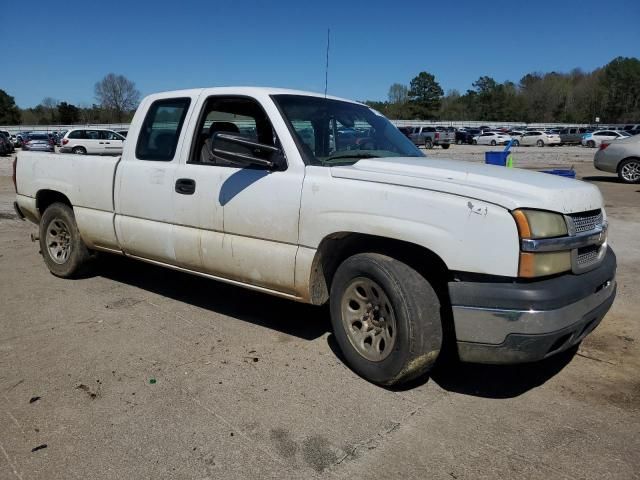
472 139 478 145
424 139 433 149
587 140 596 148
456 139 462 145
39 203 91 278
536 139 544 147
330 253 442 386
512 139 520 146
618 158 640 184
490 140 497 146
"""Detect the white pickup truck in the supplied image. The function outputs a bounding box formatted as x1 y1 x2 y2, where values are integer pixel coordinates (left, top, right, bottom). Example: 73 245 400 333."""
13 87 616 386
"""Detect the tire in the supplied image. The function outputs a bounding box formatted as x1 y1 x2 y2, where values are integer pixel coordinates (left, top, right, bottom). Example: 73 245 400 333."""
39 202 91 278
536 139 544 147
456 139 462 145
72 146 86 155
330 253 442 386
587 140 596 148
490 140 497 146
424 139 433 149
472 139 478 145
512 139 520 146
618 158 640 184
441 143 450 150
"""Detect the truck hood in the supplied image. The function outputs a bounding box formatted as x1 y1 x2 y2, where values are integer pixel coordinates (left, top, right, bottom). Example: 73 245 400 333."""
330 157 603 213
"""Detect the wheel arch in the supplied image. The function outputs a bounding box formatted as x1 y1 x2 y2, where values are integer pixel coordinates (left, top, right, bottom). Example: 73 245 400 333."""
307 232 451 306
36 189 72 214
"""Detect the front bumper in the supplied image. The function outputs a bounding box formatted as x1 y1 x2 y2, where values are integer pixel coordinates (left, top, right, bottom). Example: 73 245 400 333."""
449 247 617 364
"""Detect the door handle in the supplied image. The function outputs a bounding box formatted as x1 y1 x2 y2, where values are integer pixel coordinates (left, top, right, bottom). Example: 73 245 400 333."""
99 142 104 144
175 178 196 195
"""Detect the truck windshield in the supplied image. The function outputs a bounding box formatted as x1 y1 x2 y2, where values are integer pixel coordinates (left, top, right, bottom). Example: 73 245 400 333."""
272 94 424 166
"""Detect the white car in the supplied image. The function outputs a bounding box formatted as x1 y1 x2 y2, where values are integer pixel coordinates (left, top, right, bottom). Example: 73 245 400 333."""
60 128 125 155
519 131 562 147
472 131 512 146
582 130 631 148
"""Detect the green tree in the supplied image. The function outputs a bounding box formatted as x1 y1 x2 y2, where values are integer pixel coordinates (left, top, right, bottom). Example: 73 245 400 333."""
58 102 81 124
600 57 640 122
408 72 443 118
0 89 21 124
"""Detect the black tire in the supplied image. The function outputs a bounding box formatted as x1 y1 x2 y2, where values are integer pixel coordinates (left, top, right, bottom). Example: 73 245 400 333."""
617 158 640 184
72 146 86 155
472 139 478 145
490 140 497 146
513 139 520 146
587 140 596 148
330 253 442 386
424 139 433 149
456 139 462 145
536 139 544 147
39 202 91 278
441 143 450 150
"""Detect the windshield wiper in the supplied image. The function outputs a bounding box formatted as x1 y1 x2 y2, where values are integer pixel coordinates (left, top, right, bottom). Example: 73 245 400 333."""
324 153 380 162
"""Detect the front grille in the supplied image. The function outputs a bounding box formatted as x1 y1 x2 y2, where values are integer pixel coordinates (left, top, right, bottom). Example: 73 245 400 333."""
568 209 603 233
577 245 601 266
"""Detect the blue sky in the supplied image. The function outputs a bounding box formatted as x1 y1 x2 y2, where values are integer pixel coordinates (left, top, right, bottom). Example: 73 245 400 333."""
3 0 639 108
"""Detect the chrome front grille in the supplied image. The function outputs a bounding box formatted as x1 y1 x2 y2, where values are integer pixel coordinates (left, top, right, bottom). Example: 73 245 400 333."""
568 209 603 234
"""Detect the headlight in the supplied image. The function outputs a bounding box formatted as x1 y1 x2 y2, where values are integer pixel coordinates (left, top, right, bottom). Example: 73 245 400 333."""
512 209 567 239
512 209 570 277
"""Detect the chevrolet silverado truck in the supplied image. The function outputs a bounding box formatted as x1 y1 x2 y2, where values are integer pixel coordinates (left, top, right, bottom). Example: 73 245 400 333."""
13 87 616 386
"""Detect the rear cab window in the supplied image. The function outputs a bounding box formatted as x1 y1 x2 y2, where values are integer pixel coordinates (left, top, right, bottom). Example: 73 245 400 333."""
136 98 191 161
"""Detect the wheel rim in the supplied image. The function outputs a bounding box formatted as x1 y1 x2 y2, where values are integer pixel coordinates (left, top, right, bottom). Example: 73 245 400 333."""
537 140 543 147
46 218 72 264
621 161 640 182
340 277 397 362
74 148 84 154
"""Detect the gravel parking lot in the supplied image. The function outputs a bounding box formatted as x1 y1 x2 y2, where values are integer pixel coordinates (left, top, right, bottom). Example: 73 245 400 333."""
1 145 638 479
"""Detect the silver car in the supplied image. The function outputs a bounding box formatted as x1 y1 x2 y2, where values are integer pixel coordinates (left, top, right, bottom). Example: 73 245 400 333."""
594 135 640 183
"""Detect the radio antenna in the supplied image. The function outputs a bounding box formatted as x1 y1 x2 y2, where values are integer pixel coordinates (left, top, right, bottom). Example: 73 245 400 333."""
324 28 330 98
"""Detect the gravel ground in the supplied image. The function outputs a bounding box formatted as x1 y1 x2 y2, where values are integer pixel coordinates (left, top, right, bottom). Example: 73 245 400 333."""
0 146 638 479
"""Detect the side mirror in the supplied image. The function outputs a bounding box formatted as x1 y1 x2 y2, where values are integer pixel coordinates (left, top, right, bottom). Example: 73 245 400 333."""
212 133 283 169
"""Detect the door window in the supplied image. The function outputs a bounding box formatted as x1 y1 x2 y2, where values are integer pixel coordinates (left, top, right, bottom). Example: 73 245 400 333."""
136 98 191 161
190 96 280 166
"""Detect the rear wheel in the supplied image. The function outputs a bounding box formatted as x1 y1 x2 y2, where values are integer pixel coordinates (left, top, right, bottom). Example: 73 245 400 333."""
490 140 497 146
587 140 596 148
536 139 544 147
72 146 86 155
424 139 433 149
512 139 520 146
441 143 450 149
618 158 640 183
330 253 442 386
39 203 91 278
472 139 478 145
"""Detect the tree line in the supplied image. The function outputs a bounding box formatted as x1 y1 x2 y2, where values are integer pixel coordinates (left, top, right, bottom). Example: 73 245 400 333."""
0 73 141 126
365 56 640 124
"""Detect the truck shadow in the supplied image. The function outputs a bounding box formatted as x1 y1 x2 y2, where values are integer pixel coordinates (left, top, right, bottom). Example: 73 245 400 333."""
582 175 622 183
94 255 330 341
428 346 578 398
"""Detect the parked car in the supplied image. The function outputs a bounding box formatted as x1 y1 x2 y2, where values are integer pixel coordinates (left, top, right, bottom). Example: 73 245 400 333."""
582 130 631 148
13 86 616 387
116 129 129 138
60 128 125 155
22 133 55 152
519 131 561 147
0 131 15 154
455 128 480 145
559 127 592 145
594 135 640 183
15 132 30 148
472 131 511 146
0 132 14 154
409 126 453 149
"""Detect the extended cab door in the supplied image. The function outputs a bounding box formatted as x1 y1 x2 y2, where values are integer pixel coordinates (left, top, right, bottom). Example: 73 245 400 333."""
114 96 195 263
172 94 304 294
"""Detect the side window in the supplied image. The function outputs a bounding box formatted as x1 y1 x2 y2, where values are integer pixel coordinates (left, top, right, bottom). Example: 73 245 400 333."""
191 96 279 166
85 130 100 140
136 98 191 161
68 130 83 139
